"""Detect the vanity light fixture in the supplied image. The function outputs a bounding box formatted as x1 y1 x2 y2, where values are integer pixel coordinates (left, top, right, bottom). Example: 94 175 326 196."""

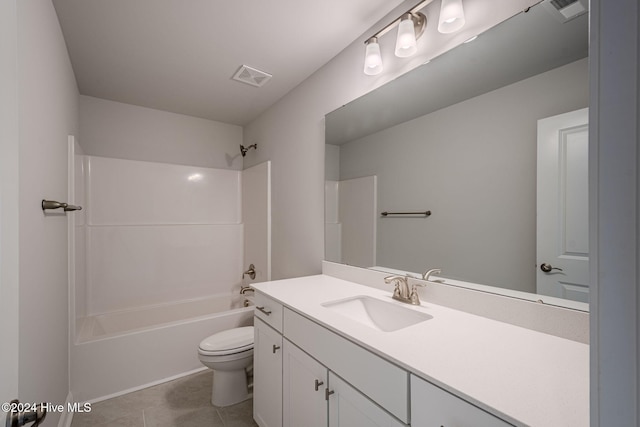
437 0 466 34
363 0 465 76
394 13 425 57
364 37 383 75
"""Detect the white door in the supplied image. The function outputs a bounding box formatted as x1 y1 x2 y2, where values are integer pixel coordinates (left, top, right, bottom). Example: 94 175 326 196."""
283 339 327 427
253 318 282 427
536 108 589 302
0 0 20 412
328 372 404 427
242 161 271 285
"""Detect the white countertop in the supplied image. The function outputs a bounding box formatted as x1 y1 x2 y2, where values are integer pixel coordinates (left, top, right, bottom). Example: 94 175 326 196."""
253 274 589 427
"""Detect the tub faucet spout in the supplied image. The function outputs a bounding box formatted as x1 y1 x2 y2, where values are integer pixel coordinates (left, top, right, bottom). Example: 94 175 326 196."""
240 286 254 295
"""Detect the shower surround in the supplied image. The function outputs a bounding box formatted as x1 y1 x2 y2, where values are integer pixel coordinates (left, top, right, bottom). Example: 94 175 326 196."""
71 154 256 402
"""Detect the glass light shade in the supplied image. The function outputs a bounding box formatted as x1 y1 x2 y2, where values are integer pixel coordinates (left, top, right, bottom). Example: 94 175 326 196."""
363 39 383 75
395 16 417 58
438 0 465 34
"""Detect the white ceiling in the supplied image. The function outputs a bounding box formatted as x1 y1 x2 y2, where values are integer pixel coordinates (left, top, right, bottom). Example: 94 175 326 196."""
52 0 407 126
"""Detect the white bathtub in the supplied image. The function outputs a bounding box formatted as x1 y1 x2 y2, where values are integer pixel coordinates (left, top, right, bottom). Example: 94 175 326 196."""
76 294 249 342
71 293 254 402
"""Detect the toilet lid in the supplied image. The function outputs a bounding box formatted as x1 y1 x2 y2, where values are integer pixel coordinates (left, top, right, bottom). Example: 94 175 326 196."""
199 326 254 356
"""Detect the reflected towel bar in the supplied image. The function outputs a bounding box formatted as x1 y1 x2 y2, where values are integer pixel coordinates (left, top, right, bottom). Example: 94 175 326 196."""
381 210 431 217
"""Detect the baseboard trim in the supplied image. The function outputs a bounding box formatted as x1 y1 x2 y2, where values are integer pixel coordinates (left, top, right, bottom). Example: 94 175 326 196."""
86 367 208 404
58 392 74 427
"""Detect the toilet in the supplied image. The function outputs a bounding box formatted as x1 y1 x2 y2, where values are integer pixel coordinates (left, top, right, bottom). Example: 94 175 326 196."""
198 326 254 407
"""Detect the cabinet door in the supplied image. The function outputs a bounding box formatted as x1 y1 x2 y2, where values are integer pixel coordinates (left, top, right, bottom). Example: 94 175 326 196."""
328 372 406 427
411 375 513 427
254 318 283 427
283 339 328 427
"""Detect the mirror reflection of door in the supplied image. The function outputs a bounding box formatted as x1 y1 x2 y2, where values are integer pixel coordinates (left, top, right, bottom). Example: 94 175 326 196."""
536 108 589 302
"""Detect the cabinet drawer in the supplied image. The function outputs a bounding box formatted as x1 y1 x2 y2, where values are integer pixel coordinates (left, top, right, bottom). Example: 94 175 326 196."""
284 308 409 423
411 375 513 427
254 292 283 333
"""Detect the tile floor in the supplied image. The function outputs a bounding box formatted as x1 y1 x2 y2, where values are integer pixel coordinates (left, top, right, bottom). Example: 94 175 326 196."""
71 371 258 427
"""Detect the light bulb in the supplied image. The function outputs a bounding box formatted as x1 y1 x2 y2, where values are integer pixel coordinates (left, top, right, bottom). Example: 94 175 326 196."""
363 38 383 75
395 14 417 58
438 0 465 34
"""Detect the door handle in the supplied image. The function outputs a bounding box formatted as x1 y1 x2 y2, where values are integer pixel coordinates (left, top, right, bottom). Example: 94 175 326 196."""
5 399 47 427
540 263 563 273
314 379 324 391
272 344 280 354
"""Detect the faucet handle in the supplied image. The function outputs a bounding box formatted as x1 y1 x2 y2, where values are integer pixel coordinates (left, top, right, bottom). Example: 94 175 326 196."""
384 274 406 283
384 275 408 287
409 282 426 305
384 275 407 299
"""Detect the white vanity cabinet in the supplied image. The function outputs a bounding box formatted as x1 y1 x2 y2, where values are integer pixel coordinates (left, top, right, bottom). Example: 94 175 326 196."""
253 289 515 427
411 375 513 427
251 276 588 427
253 318 283 427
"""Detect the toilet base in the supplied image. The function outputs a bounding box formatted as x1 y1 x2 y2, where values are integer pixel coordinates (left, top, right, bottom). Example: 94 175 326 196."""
211 368 251 407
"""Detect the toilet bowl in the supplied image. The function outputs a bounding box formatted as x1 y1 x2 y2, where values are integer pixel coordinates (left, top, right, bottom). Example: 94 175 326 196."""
198 326 254 407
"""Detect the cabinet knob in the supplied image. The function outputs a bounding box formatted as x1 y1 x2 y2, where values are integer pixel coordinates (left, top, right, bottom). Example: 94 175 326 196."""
272 344 281 354
314 379 324 391
325 389 335 400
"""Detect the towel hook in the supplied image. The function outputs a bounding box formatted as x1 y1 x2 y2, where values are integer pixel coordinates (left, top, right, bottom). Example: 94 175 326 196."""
42 200 82 212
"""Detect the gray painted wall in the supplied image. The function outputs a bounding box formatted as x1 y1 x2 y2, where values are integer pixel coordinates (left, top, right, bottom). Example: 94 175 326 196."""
79 95 243 169
337 58 588 293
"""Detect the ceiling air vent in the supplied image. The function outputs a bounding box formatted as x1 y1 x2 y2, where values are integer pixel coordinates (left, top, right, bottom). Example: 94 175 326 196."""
541 0 588 23
232 65 272 88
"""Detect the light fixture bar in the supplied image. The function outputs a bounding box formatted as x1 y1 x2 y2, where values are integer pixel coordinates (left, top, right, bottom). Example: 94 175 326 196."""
365 0 435 43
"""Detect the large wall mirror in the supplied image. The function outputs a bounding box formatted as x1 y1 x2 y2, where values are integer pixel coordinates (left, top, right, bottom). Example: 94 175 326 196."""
324 2 589 310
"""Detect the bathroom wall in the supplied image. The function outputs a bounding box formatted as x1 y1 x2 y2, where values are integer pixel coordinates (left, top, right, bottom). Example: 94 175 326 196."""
16 0 79 423
242 0 540 280
79 95 243 169
242 161 272 283
337 59 588 292
80 156 243 316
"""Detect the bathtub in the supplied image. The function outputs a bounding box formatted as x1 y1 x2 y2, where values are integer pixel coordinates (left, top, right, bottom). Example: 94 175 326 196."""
71 293 254 402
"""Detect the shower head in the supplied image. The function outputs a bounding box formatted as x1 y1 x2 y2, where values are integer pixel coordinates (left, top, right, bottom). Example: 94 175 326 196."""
240 143 257 157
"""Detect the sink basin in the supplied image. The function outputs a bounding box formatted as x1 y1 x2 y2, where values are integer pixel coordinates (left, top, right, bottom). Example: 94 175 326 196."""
321 296 432 332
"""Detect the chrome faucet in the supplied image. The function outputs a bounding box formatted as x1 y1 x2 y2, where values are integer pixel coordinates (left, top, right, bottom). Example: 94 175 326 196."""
422 268 442 281
384 275 411 303
240 285 254 295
